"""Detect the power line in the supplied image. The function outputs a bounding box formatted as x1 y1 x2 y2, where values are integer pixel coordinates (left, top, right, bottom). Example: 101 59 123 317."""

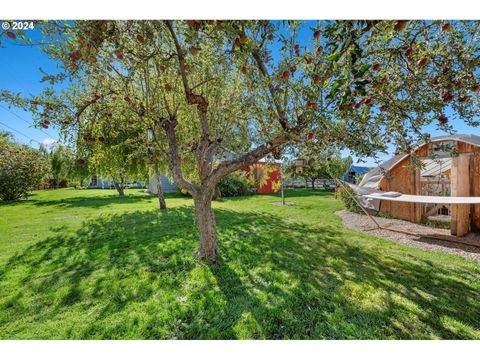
0 103 56 139
0 120 42 145
0 104 74 149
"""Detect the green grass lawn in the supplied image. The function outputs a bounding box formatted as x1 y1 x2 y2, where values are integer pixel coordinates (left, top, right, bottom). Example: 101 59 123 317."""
0 188 479 339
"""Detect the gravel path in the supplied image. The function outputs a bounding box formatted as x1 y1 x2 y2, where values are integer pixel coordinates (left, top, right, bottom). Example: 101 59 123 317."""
336 210 480 262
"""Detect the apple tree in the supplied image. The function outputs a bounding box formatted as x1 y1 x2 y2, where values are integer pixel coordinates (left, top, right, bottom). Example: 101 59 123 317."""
2 20 480 262
322 20 480 162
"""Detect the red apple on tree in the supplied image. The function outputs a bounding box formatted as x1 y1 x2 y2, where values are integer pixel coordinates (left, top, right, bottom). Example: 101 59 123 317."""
416 57 428 68
282 70 290 80
70 50 82 62
441 91 454 102
239 34 248 44
189 46 198 55
187 20 201 31
114 50 123 60
394 20 407 31
438 115 448 125
441 23 451 31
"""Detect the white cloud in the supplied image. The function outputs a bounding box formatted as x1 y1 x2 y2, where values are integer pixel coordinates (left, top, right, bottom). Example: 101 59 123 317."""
41 137 57 149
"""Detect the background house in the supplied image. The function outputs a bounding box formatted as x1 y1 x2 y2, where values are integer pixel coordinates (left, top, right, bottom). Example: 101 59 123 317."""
147 174 178 194
87 174 177 193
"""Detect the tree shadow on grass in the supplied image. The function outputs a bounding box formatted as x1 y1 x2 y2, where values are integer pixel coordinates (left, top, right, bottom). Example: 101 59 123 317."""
0 206 479 339
27 193 155 209
219 189 335 202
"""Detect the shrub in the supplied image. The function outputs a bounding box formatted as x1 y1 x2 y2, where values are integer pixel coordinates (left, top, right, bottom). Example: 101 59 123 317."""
337 185 362 213
0 143 48 200
218 172 256 197
179 187 192 197
421 218 451 230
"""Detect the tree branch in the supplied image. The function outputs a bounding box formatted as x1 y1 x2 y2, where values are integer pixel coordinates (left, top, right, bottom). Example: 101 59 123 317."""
251 49 290 132
165 20 212 181
159 116 197 195
209 134 290 187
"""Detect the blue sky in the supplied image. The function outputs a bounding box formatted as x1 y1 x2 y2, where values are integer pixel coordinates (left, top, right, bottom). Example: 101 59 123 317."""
0 28 62 149
1 21 479 167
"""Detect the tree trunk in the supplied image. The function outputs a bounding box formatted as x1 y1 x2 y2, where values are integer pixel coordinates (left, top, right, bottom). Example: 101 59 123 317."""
193 191 217 263
213 186 221 201
311 179 315 190
113 179 125 196
156 173 167 210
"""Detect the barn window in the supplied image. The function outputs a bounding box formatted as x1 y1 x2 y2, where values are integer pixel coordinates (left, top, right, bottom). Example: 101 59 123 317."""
429 140 457 158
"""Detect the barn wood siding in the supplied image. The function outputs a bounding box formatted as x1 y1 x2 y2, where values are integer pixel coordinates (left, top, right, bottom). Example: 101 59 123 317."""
451 153 471 236
378 141 480 229
378 144 428 221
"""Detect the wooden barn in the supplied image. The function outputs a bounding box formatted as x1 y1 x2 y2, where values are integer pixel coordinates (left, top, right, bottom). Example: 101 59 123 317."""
358 134 480 237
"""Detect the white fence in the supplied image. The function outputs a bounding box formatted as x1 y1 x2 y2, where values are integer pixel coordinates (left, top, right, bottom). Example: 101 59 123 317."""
284 178 336 190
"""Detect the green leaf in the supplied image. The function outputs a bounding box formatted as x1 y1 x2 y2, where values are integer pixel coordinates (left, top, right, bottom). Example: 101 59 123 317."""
340 88 352 106
326 51 341 62
326 79 345 99
355 64 371 78
357 86 366 96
